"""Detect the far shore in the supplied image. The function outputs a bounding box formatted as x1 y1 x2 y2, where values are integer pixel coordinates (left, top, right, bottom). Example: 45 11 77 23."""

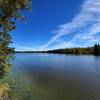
15 44 100 55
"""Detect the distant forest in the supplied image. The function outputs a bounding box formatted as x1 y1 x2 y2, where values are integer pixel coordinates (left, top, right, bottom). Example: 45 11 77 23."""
47 44 100 55
16 44 100 55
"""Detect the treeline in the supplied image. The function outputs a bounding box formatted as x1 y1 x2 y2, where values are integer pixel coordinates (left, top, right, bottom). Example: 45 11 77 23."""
47 47 93 54
16 44 100 55
16 51 45 53
47 44 100 55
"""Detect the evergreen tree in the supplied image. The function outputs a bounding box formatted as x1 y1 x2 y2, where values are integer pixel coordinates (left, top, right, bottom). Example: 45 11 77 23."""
0 0 31 77
98 44 100 55
93 44 100 55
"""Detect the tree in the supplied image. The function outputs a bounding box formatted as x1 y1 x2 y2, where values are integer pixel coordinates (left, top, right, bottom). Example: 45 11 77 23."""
0 0 31 77
93 44 100 55
0 1 31 99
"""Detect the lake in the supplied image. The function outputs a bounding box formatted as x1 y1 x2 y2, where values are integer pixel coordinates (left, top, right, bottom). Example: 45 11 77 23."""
7 53 100 100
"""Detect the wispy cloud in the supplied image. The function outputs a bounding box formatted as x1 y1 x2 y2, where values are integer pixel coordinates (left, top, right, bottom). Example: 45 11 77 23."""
41 0 100 49
15 46 38 51
15 45 49 51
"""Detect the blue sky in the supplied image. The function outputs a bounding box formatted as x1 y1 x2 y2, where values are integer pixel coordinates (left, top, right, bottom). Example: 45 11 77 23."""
11 0 100 51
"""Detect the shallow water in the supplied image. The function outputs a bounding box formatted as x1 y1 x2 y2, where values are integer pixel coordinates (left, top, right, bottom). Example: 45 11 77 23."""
8 53 100 100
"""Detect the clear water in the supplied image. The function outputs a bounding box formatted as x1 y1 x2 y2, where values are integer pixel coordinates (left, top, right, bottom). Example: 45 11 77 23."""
8 53 100 100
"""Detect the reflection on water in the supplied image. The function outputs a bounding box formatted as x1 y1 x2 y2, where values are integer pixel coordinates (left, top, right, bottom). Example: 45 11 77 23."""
0 54 14 100
1 53 100 100
8 53 100 100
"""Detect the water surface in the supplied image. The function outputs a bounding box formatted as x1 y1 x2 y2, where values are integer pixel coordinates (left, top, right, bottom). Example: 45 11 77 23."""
10 53 100 100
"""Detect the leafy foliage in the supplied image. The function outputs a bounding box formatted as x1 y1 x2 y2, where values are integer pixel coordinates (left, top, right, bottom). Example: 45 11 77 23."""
0 0 31 78
0 1 31 99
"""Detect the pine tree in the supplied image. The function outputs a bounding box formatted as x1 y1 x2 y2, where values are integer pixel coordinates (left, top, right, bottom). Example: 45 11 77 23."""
93 44 100 55
0 0 31 77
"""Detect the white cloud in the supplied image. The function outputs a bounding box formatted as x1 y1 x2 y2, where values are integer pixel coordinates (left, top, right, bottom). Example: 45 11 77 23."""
73 23 100 42
15 45 50 51
41 0 100 49
15 46 38 51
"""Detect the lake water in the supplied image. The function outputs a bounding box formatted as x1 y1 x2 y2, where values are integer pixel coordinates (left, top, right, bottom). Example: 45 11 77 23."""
8 53 100 100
